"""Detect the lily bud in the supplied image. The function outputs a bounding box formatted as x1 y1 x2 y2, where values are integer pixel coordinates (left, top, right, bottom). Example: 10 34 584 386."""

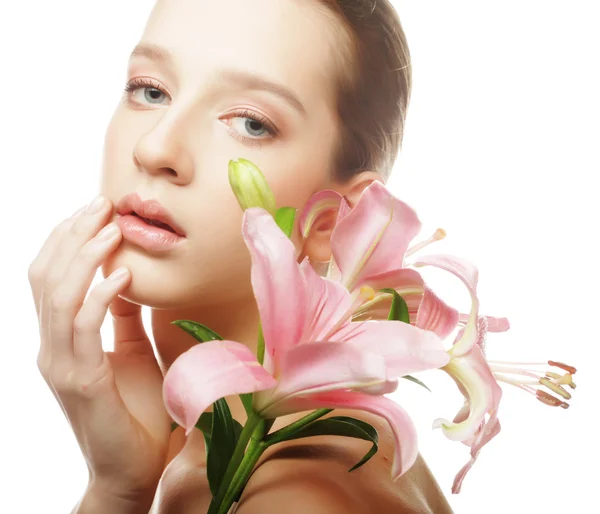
228 158 277 217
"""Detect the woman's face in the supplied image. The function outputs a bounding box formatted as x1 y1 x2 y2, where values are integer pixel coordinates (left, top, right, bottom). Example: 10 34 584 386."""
101 0 343 309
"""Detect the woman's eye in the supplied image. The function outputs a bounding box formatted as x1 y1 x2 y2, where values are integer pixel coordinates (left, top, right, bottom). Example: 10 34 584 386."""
225 110 278 147
230 116 270 138
123 79 169 106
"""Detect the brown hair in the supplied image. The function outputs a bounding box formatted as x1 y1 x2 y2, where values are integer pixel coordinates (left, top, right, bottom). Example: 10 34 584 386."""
315 0 412 184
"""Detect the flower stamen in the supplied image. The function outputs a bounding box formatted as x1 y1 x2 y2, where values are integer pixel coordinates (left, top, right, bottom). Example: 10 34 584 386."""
405 228 446 259
489 360 577 408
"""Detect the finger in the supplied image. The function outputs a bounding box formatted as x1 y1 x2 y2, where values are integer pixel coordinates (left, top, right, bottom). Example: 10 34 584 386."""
109 295 155 357
41 197 114 362
73 266 132 370
44 196 114 299
35 208 91 373
28 206 87 318
49 221 123 363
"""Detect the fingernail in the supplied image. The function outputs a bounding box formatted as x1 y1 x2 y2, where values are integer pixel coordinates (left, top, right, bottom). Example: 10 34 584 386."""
86 194 106 214
97 223 119 241
108 267 129 281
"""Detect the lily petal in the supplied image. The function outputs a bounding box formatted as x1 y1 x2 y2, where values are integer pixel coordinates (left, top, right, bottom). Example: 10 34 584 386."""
451 412 501 494
412 254 479 357
338 320 450 376
336 193 352 224
459 313 510 333
243 208 309 373
254 343 388 415
270 391 419 480
351 268 459 339
299 258 356 342
163 340 277 436
415 285 460 339
433 344 502 443
357 267 425 293
331 181 422 291
298 189 343 239
358 379 400 395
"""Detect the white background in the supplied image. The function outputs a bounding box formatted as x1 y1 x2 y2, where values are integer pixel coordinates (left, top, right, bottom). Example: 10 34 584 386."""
2 1 598 512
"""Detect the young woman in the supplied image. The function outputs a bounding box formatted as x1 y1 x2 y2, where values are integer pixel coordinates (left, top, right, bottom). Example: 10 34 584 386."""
28 0 454 512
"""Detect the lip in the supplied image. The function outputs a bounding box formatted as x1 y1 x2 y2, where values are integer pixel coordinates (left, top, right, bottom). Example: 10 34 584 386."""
115 214 186 253
114 193 186 253
115 193 186 237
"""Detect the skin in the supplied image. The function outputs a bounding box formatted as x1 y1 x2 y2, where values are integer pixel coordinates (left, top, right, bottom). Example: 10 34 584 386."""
29 0 453 512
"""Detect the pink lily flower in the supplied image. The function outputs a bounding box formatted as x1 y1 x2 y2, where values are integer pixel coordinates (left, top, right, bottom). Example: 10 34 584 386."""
410 253 578 493
299 182 577 492
163 208 450 479
298 183 519 491
298 182 460 339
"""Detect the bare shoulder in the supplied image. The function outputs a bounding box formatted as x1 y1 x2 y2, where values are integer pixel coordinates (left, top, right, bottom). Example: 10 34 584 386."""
236 409 454 514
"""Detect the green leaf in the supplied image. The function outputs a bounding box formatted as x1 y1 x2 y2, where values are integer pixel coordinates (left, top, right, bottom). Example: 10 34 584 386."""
380 288 410 324
205 399 245 497
195 412 215 437
275 207 297 239
170 319 224 343
171 421 179 433
275 416 379 472
402 374 432 392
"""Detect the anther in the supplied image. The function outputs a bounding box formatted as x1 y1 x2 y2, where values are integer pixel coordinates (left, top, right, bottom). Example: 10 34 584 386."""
434 228 447 240
359 285 376 302
546 371 576 389
536 390 569 409
548 361 577 374
539 378 571 400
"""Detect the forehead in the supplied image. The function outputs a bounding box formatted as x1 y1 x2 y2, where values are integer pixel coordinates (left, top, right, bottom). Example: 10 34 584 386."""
140 0 341 109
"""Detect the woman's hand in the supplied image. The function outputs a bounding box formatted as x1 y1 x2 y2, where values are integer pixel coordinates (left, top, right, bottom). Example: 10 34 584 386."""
28 195 172 503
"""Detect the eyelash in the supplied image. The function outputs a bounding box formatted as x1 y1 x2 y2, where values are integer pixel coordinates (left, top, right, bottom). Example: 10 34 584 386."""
122 78 278 147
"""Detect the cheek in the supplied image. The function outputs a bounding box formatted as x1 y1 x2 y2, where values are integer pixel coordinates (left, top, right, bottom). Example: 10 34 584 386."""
101 113 135 193
267 160 328 208
263 114 335 210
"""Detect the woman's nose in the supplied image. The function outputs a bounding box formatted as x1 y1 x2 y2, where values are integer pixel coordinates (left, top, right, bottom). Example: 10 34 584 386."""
132 114 196 185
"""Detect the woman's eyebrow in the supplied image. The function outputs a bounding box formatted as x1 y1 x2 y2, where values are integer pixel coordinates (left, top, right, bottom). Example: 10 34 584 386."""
129 43 308 118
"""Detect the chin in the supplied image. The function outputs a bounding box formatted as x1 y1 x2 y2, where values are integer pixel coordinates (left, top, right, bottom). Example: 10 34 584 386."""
101 248 191 310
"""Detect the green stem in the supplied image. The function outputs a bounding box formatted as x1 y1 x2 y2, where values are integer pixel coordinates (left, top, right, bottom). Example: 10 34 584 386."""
216 429 267 514
208 409 333 513
263 408 333 446
207 412 261 514
213 409 333 513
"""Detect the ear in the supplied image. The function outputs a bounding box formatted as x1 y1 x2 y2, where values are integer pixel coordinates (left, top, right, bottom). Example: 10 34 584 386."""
301 171 385 264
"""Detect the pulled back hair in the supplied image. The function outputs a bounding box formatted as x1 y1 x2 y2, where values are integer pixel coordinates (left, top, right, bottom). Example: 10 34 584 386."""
315 0 412 184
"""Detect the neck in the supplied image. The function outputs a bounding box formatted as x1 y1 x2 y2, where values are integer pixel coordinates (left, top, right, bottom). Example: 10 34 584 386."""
151 295 261 422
